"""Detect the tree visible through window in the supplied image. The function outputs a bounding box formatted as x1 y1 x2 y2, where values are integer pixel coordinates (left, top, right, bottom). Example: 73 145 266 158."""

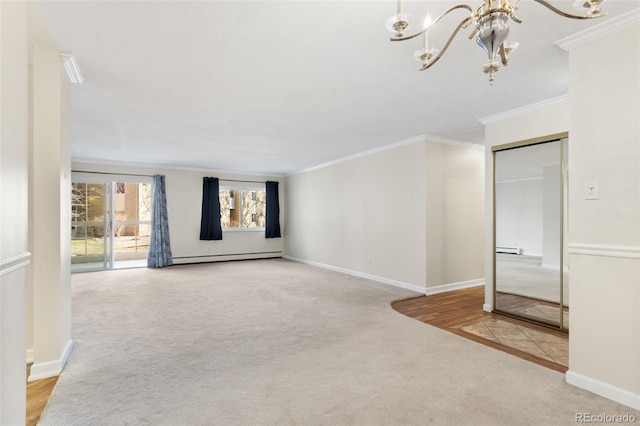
219 188 266 229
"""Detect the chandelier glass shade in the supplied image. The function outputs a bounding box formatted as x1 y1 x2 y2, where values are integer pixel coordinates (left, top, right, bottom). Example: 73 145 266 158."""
386 0 607 83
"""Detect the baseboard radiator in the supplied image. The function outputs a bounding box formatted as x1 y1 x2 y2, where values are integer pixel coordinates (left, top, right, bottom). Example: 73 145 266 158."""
496 246 522 255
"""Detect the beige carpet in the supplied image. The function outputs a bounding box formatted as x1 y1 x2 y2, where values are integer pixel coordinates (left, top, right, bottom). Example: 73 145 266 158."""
39 259 637 425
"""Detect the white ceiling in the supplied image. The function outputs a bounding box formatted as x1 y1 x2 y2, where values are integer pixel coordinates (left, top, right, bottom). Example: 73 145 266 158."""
34 1 638 175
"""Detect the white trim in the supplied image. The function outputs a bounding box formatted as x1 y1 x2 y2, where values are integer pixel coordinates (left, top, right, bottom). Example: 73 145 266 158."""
28 360 61 382
28 339 74 382
222 227 265 233
479 95 568 125
424 278 484 296
287 135 425 176
288 134 484 177
425 134 485 151
26 349 34 364
61 339 74 369
483 303 493 313
0 251 31 277
566 370 640 410
568 243 640 259
283 255 426 294
284 255 485 296
556 9 640 52
172 252 283 265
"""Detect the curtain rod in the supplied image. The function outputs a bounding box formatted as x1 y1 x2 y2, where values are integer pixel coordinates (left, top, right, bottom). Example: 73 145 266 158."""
72 170 155 178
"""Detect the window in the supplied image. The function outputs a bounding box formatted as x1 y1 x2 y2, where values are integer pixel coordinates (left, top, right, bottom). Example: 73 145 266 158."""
219 188 266 230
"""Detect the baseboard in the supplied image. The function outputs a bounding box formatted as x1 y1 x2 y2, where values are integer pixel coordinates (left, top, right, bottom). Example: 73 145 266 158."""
283 255 426 294
483 303 493 313
26 348 34 364
28 339 74 382
566 370 640 410
61 339 74 369
424 279 484 296
173 252 282 264
283 256 485 297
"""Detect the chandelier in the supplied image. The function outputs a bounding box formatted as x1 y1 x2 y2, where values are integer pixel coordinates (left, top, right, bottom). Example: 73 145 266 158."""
386 0 606 83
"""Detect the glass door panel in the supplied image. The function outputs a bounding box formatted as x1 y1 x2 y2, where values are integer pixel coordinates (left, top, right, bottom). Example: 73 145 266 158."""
112 181 152 268
71 182 111 272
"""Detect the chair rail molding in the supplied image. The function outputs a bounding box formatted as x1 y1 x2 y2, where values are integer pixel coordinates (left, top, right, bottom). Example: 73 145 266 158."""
568 243 640 259
0 252 32 277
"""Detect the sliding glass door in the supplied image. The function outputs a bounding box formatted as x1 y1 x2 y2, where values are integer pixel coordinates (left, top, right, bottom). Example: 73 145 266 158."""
71 176 152 272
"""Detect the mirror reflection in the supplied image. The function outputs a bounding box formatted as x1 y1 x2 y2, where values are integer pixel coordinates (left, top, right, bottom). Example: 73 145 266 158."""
494 139 568 329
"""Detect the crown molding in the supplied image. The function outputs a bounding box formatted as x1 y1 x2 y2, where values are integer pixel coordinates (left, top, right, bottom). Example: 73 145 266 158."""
287 133 485 176
556 8 640 51
287 135 426 176
479 95 569 125
425 134 485 151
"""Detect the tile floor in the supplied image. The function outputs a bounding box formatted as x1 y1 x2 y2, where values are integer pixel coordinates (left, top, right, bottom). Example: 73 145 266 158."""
462 318 569 366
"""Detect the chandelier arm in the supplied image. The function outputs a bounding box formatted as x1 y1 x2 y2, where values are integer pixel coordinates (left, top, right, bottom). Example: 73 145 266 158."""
390 4 473 42
420 17 474 71
509 13 523 24
499 44 508 65
532 0 604 19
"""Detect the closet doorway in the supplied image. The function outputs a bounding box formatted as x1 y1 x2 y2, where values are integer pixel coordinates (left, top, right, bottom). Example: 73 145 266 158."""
493 135 568 330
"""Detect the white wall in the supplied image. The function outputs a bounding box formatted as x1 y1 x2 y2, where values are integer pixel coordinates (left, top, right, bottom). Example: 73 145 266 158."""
285 138 485 292
28 46 74 381
285 141 427 290
565 24 640 408
426 141 484 287
72 162 284 263
483 22 640 409
0 2 29 423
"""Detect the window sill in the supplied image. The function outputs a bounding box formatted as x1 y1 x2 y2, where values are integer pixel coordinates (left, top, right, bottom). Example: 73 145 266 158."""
222 228 265 233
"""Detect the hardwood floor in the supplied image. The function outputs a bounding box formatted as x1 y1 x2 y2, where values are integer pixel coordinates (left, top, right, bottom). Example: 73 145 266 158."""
26 365 58 426
392 286 569 373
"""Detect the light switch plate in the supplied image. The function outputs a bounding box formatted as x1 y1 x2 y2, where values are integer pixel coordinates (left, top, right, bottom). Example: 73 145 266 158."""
584 180 600 200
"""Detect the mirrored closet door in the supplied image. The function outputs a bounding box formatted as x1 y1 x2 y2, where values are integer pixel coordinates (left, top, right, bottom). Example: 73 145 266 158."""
493 136 568 330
